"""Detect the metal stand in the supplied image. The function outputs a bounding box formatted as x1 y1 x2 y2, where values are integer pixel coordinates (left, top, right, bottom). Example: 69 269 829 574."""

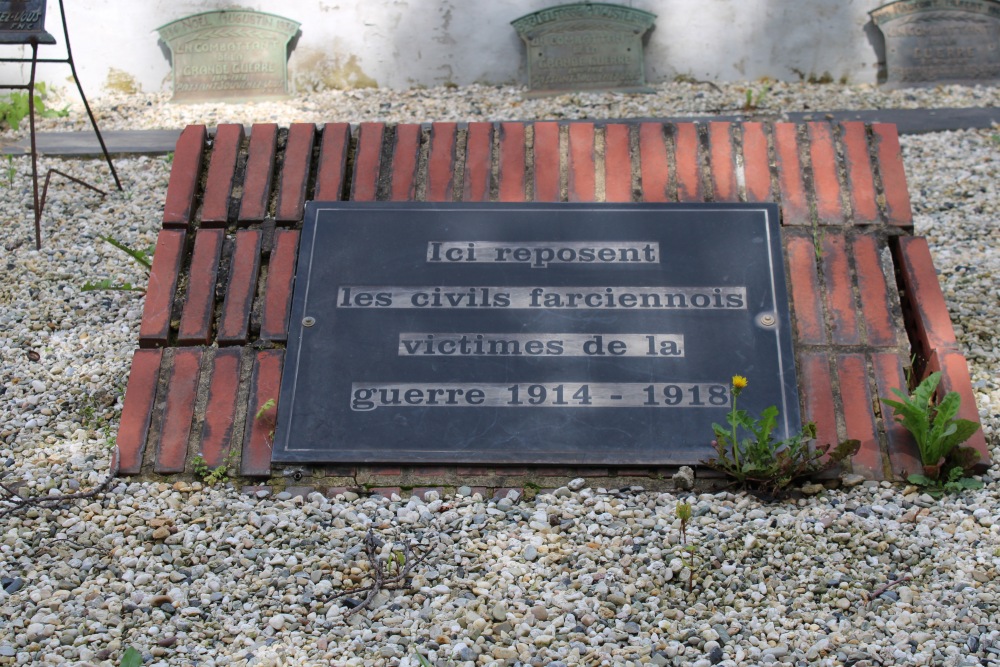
1 0 121 249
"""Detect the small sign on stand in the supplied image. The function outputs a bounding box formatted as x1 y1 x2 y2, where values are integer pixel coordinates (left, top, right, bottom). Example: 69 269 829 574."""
0 0 54 43
0 0 120 249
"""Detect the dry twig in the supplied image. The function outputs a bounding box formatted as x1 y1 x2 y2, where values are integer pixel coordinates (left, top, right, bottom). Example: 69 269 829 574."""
331 524 435 618
0 447 120 520
865 574 913 605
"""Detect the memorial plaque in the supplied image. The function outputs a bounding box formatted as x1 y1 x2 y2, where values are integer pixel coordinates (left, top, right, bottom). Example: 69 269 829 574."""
157 10 300 103
512 3 656 96
272 203 800 466
0 0 54 44
871 0 1000 86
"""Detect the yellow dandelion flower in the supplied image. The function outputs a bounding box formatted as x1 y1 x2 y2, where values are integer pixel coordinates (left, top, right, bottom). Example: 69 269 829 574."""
732 375 748 389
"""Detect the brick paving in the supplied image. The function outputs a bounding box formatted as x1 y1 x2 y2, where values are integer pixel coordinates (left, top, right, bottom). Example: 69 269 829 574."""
114 120 988 491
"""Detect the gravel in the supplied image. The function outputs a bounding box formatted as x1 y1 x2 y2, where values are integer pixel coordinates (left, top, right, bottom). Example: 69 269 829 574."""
0 82 998 666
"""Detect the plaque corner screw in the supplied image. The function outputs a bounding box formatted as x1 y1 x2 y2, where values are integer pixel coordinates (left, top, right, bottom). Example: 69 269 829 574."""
759 314 776 327
302 316 316 327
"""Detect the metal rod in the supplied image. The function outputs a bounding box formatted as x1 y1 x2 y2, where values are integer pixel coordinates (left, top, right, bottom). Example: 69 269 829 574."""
28 42 41 250
38 168 108 222
57 0 122 191
0 57 73 64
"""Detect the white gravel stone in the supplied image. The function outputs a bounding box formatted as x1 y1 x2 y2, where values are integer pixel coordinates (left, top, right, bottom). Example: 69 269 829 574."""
0 82 996 667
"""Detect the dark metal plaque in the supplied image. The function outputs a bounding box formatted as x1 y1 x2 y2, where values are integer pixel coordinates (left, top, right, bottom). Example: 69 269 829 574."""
0 0 54 44
157 10 300 103
273 203 799 466
512 3 656 96
871 0 1000 86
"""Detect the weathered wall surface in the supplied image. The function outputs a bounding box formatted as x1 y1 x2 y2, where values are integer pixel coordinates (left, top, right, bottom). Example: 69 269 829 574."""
0 0 886 97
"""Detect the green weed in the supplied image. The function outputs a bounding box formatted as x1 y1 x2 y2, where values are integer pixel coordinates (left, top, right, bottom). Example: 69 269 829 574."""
192 449 238 486
4 155 15 189
82 235 153 293
881 371 981 490
703 374 859 496
741 81 771 112
120 647 142 667
0 83 68 132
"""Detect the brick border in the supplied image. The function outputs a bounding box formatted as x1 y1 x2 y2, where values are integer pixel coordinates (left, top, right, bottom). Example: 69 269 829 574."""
118 120 986 486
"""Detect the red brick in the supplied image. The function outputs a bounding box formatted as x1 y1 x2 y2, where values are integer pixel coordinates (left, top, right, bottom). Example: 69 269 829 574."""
872 123 913 228
495 466 530 477
895 235 958 356
837 354 883 479
238 123 278 223
852 234 898 347
773 123 809 225
807 122 844 224
674 123 703 202
567 123 595 202
786 234 827 345
162 125 206 228
200 124 244 227
199 348 243 468
426 122 457 202
275 123 316 223
872 352 921 479
324 465 359 478
799 352 839 455
351 122 384 202
533 121 560 202
139 229 186 348
840 122 879 224
155 348 204 474
498 123 526 202
260 229 299 343
177 229 224 346
926 350 989 472
741 122 772 203
408 466 450 478
604 123 632 202
314 123 350 202
369 487 402 499
456 466 492 477
116 349 163 475
217 230 262 346
708 122 736 202
389 123 420 201
463 122 493 202
370 466 404 476
242 349 283 476
820 232 861 345
639 122 669 202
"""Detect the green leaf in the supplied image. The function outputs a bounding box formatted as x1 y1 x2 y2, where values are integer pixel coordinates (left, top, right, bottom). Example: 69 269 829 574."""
121 647 143 667
414 653 433 667
99 235 153 270
907 473 935 486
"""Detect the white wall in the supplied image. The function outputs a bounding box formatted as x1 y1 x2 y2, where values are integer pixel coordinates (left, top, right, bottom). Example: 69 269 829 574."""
0 1 886 97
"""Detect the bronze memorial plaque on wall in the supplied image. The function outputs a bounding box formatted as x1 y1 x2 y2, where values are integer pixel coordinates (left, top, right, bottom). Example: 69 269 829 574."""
512 2 656 95
272 203 800 466
157 9 300 103
0 0 55 44
871 0 1000 86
